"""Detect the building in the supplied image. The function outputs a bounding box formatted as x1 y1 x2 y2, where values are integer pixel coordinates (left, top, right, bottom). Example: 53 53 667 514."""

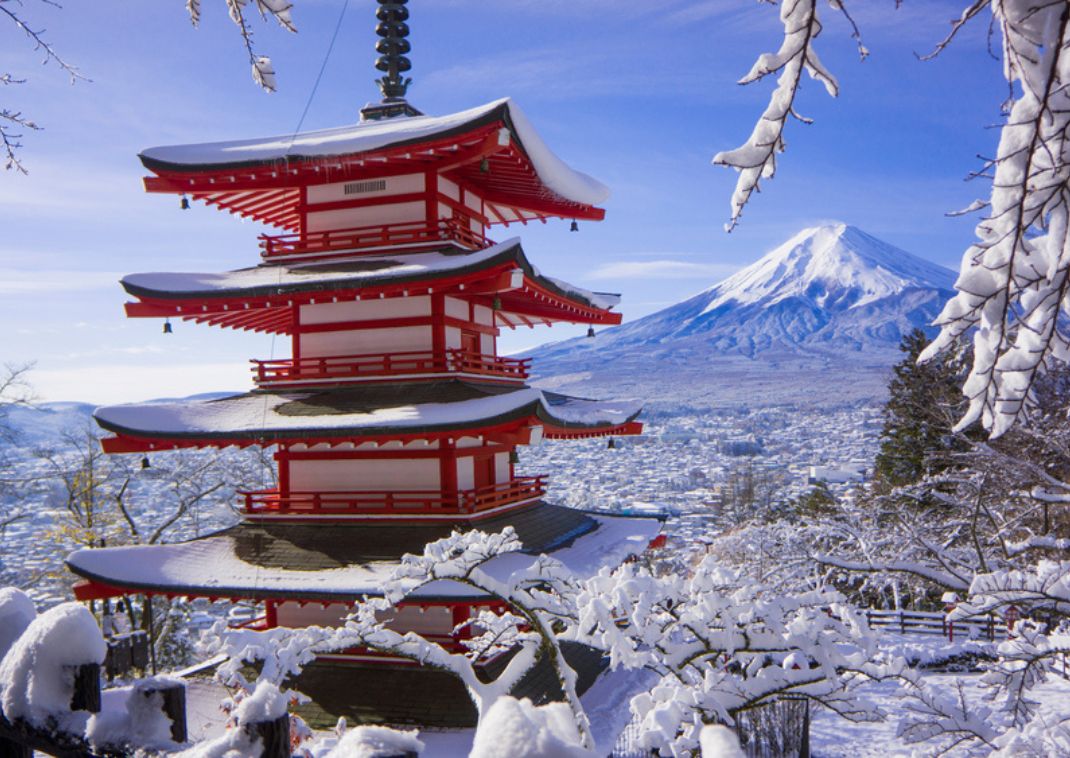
64 0 661 731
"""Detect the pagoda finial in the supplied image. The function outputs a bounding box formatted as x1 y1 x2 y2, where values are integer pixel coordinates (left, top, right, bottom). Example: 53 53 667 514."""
361 1 423 120
375 0 411 100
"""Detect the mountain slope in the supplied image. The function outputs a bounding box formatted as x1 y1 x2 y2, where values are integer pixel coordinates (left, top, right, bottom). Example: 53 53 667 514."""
528 223 957 406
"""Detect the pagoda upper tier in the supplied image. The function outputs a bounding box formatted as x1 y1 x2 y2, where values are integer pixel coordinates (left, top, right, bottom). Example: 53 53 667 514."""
139 98 607 236
121 239 622 333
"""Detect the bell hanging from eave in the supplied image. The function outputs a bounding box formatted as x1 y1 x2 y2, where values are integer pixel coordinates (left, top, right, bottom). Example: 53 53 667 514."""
607 437 616 449
570 220 579 232
141 456 151 469
163 319 173 334
180 195 190 210
587 326 595 338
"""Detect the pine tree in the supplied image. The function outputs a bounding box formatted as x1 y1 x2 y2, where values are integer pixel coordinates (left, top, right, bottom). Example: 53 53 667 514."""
872 329 972 491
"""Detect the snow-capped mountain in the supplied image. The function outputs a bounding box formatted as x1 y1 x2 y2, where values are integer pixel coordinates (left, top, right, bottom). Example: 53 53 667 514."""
529 223 957 406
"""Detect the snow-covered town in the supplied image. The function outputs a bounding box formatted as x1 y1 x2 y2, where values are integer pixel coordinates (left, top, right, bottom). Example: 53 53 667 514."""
3 1 1070 757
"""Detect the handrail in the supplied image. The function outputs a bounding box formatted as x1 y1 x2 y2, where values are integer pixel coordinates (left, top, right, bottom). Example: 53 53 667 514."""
240 476 546 516
259 218 495 260
250 349 531 386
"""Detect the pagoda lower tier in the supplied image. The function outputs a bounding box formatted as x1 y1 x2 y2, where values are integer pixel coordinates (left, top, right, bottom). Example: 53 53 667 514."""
66 502 663 728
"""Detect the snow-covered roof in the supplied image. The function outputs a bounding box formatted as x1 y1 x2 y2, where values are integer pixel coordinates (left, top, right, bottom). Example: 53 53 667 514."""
66 504 662 601
121 238 622 314
93 381 642 444
140 98 609 208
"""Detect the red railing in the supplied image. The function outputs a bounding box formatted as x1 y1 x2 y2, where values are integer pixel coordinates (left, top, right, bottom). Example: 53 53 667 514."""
240 476 546 517
259 218 494 260
251 349 531 386
228 615 270 631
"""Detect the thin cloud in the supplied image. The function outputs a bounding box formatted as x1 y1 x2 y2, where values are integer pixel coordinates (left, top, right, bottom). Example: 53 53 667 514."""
587 260 739 281
0 269 123 295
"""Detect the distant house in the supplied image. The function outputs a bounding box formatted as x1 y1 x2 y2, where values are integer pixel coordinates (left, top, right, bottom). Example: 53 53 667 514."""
808 465 866 485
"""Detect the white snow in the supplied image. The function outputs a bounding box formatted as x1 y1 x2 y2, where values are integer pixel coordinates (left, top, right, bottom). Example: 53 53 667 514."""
469 697 594 758
93 386 640 439
313 725 424 757
0 588 36 659
0 602 107 731
700 725 744 758
140 98 609 207
87 677 181 751
66 511 660 600
234 680 289 723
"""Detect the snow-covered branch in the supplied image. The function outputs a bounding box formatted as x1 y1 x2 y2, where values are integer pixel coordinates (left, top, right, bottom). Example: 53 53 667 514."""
714 0 863 230
186 0 296 92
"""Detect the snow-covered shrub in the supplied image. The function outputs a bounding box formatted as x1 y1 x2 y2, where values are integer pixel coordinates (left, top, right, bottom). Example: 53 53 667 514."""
87 676 182 752
469 697 594 758
321 725 423 758
0 587 35 658
578 558 881 756
0 601 106 733
700 724 744 758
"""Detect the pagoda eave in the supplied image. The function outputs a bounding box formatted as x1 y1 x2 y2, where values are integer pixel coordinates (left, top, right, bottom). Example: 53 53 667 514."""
66 505 663 604
139 100 608 230
119 241 622 333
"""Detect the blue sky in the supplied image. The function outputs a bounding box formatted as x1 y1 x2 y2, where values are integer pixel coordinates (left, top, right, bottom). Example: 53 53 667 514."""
1 1 1001 404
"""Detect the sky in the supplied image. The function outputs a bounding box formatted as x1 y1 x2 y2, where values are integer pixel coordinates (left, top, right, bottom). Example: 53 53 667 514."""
0 0 1004 404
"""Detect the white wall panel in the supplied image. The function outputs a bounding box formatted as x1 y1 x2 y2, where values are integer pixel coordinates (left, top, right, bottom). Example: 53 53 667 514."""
301 296 430 325
300 325 432 357
289 458 440 492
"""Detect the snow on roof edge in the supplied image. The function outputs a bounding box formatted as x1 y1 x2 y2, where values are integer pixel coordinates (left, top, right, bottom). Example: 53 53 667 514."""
139 98 609 208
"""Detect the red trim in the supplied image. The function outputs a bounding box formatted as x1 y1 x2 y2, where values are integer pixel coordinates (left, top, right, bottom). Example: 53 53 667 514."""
542 420 644 440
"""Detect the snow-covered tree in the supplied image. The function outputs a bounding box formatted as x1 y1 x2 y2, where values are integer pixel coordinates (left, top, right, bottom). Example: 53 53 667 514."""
208 528 887 757
720 1 1070 439
2 0 295 173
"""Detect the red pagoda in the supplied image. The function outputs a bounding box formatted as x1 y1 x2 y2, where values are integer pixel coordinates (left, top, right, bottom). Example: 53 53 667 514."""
67 1 660 730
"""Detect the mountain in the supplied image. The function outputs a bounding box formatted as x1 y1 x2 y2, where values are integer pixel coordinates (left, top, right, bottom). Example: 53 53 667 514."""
529 223 957 408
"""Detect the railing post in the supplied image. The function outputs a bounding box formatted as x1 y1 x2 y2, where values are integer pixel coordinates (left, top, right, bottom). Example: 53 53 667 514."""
69 663 101 714
245 715 289 758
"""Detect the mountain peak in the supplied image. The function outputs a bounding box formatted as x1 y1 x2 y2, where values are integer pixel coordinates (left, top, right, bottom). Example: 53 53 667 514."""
700 223 955 315
531 224 958 367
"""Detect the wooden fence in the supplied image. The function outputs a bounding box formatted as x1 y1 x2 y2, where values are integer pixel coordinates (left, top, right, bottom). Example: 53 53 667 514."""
863 609 1006 641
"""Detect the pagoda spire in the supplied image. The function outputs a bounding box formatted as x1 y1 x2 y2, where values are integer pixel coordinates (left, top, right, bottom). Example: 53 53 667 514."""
362 0 423 121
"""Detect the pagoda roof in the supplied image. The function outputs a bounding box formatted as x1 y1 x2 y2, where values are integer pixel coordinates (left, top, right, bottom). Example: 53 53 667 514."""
122 239 623 332
93 381 643 452
67 503 662 602
139 99 608 229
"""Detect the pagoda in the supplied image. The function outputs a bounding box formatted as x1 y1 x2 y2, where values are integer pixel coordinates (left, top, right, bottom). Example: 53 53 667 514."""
66 1 660 730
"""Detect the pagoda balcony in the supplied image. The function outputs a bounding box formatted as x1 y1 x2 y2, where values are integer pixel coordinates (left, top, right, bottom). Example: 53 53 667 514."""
251 349 531 387
239 476 546 518
259 218 494 261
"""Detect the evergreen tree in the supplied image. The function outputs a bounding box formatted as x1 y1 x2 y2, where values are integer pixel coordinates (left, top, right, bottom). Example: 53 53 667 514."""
873 329 971 491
